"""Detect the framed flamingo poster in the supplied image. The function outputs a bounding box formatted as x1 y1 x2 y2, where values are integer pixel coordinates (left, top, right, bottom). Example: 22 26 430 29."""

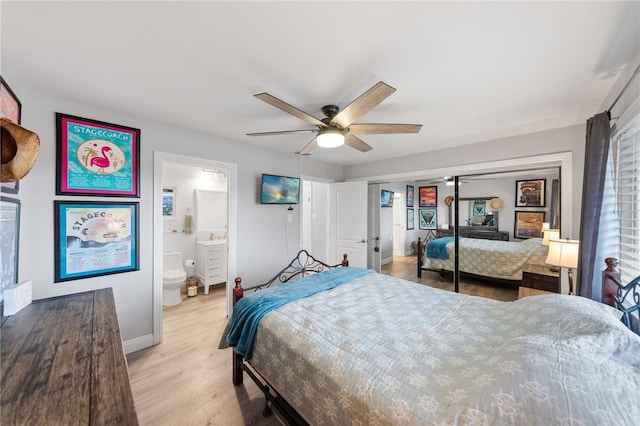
56 113 140 197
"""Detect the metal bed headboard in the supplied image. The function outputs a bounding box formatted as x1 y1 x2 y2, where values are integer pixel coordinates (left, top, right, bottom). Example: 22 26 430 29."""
242 250 348 293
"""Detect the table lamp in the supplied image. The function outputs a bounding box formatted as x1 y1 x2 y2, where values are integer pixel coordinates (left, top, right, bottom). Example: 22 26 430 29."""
542 228 560 247
545 238 580 295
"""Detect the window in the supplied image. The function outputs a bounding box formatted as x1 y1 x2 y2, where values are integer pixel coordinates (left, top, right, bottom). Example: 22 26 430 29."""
612 98 640 284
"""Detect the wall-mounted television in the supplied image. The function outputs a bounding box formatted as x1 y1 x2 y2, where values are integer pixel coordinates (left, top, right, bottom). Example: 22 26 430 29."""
381 189 394 207
260 174 301 205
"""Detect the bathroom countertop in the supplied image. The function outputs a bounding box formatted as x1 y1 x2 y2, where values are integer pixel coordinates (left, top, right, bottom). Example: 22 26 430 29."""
196 239 227 246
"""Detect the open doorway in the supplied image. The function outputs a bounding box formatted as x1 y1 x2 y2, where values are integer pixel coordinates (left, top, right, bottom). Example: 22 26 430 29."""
153 152 237 345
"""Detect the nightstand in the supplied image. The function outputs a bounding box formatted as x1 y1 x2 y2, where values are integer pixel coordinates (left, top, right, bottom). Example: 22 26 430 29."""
518 263 560 299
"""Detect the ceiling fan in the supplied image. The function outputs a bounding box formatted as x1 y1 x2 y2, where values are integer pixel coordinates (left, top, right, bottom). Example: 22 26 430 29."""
423 176 468 186
246 81 422 155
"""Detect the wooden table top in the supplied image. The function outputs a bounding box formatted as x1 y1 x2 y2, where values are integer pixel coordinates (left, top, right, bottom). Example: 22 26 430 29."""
1 288 138 425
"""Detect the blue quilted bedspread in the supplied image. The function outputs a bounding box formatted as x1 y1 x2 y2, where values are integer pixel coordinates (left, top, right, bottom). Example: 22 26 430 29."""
426 237 456 259
226 266 373 360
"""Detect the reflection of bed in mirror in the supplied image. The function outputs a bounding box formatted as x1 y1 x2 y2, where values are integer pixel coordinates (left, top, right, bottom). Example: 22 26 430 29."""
417 236 549 283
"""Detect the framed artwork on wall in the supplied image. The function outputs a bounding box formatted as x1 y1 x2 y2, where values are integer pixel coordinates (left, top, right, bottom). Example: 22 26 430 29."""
406 185 414 207
419 186 437 207
56 113 140 197
54 201 139 282
419 208 437 230
162 187 176 219
1 76 22 194
514 210 545 239
515 179 546 207
0 76 21 124
1 196 21 293
407 208 414 230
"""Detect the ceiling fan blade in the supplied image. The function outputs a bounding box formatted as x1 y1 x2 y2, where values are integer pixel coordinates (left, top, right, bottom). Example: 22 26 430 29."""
298 138 318 155
348 123 423 134
247 129 316 137
344 134 373 153
330 81 396 128
254 93 326 127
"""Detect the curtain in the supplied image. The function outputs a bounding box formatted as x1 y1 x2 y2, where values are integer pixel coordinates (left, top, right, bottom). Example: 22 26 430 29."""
577 112 610 300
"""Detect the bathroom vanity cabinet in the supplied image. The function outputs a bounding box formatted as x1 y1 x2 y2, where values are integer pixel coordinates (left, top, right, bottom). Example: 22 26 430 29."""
196 240 227 294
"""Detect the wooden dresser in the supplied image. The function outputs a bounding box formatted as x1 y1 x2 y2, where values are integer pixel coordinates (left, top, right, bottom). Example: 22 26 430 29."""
436 227 510 241
1 288 138 425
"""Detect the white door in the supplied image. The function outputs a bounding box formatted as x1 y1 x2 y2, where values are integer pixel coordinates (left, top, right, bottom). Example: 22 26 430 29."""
367 184 381 272
329 181 368 268
392 193 404 256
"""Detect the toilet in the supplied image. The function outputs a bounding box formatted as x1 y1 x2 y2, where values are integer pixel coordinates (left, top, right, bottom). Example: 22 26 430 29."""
163 252 187 306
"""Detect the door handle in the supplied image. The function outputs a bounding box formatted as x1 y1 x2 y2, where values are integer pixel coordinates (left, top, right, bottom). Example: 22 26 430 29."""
358 239 366 243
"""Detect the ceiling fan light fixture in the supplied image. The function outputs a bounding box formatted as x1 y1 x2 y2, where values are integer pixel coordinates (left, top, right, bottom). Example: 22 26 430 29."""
316 128 344 148
445 178 461 186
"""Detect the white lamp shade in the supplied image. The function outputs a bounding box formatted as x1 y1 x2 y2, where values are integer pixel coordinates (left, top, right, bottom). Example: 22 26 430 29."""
545 238 580 268
542 228 559 246
316 128 344 148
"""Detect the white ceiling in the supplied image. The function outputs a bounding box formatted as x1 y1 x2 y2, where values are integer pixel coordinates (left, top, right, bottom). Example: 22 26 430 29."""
2 1 639 167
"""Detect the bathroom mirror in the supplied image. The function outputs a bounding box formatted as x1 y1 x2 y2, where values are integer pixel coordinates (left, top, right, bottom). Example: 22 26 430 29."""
195 189 227 233
449 197 499 230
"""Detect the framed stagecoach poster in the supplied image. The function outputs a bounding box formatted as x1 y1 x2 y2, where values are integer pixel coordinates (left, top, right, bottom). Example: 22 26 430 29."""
54 201 139 282
56 113 140 197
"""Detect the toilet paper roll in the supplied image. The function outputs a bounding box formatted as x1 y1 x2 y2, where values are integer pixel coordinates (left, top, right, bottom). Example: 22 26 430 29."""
184 259 195 267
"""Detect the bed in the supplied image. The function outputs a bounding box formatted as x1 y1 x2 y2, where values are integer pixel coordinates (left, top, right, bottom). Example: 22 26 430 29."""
227 251 640 425
417 236 549 282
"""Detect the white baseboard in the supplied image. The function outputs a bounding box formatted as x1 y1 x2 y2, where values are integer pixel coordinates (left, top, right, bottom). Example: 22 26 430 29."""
123 333 154 355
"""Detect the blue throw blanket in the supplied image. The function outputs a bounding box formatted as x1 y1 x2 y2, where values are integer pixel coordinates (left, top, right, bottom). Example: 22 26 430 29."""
426 237 455 259
226 266 373 360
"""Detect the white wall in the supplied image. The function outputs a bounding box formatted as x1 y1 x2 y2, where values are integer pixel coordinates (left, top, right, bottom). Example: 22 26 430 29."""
11 86 342 347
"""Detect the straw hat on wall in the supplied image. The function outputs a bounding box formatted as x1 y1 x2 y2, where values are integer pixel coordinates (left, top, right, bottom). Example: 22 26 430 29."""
1 117 40 182
489 197 504 211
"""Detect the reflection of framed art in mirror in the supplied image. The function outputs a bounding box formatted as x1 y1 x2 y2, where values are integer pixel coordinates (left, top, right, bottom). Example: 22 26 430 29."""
418 186 437 207
407 208 414 230
406 185 414 207
419 208 437 230
515 179 546 207
514 210 545 239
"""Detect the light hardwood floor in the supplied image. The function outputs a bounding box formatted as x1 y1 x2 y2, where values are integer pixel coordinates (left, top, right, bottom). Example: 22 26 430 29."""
126 255 517 425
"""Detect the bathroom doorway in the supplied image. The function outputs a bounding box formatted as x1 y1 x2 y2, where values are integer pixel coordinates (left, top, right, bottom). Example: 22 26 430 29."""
153 152 237 345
